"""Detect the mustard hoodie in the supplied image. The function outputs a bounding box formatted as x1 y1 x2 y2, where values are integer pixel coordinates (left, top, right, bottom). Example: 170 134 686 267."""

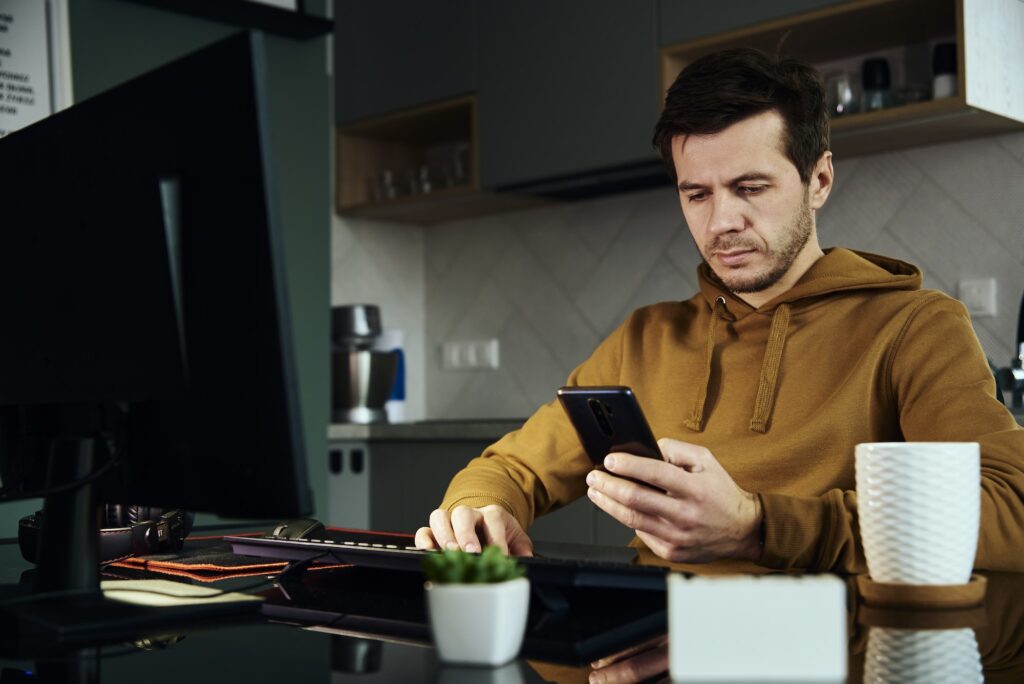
439 248 1024 573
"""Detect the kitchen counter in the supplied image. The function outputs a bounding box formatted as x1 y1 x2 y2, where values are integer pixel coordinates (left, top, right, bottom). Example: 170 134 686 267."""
328 419 524 442
329 411 1023 441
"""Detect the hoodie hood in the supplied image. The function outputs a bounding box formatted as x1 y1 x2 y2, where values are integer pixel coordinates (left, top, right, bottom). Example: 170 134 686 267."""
697 247 923 314
686 248 923 433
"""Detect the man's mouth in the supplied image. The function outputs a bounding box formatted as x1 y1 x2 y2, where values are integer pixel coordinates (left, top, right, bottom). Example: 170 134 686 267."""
713 249 757 267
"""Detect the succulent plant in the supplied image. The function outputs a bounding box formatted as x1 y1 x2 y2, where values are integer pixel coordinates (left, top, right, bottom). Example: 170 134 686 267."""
421 545 526 584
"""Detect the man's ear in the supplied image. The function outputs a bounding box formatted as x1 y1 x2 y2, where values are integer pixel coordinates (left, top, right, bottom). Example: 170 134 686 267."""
808 151 834 211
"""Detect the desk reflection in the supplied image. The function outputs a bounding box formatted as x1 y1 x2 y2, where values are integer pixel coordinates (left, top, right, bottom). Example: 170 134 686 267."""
1 569 1022 683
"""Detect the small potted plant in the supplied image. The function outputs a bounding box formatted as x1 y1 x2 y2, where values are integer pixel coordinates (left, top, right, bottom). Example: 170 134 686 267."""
422 546 530 666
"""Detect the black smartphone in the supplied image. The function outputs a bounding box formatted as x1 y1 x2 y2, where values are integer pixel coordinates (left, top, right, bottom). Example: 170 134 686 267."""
557 386 662 465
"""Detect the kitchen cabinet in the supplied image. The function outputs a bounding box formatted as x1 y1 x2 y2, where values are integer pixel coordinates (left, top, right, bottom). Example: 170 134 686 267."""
660 0 1024 157
335 0 1022 222
327 425 633 546
658 0 846 46
334 0 476 124
477 0 660 193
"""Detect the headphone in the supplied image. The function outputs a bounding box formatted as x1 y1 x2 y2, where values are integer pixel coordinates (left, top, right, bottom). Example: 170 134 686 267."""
18 506 194 564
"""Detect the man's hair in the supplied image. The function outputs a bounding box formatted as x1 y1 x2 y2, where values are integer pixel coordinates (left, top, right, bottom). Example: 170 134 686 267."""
652 48 829 185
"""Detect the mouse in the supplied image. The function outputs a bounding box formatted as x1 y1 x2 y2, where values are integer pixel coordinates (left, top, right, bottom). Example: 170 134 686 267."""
272 517 326 540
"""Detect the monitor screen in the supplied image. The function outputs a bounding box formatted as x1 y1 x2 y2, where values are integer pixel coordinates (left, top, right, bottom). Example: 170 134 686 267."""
0 31 312 521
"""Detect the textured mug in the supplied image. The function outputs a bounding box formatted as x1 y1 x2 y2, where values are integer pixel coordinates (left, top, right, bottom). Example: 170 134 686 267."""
855 442 980 585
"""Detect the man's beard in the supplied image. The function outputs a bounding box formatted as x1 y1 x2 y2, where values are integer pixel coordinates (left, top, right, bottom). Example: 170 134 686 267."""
699 194 813 294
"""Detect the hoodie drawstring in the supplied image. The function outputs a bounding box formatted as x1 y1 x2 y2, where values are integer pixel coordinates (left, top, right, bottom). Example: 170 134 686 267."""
685 298 791 434
685 296 729 432
750 303 791 434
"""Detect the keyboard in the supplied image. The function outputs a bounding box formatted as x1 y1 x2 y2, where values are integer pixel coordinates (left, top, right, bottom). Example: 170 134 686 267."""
227 528 669 591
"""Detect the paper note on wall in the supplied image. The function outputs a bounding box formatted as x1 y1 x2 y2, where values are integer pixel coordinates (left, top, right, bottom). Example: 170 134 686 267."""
0 0 54 139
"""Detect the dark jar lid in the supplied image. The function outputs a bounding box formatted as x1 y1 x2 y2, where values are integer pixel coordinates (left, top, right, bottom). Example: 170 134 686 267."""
862 57 891 90
933 41 958 76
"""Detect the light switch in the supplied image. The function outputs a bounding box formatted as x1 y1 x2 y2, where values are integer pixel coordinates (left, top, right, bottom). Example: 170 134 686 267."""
959 278 997 318
441 339 500 370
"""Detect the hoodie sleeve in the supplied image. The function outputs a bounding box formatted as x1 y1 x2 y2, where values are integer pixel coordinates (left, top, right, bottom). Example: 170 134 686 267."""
438 315 629 528
891 295 1024 572
760 294 1024 573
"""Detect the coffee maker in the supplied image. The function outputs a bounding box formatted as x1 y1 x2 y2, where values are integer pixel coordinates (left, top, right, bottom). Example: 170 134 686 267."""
331 305 398 424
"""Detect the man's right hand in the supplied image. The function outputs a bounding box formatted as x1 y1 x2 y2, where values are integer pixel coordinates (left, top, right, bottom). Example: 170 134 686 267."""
414 505 534 557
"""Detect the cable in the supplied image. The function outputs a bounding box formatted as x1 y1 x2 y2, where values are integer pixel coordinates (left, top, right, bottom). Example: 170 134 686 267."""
0 423 122 503
0 401 126 502
0 449 119 502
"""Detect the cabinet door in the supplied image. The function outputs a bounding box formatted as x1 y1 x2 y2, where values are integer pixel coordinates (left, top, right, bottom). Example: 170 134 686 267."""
335 0 477 123
478 0 659 190
658 0 847 46
365 440 601 545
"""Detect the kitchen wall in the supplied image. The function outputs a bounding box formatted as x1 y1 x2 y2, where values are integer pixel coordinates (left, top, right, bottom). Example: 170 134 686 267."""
332 130 1024 421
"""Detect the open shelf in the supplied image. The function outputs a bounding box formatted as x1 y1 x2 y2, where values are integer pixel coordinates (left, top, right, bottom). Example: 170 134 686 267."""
659 0 1024 158
336 96 547 224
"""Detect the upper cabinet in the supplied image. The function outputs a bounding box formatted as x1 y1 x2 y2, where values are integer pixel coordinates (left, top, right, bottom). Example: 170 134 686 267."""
658 0 847 46
334 0 1024 223
476 1 660 193
660 0 1024 158
334 0 477 124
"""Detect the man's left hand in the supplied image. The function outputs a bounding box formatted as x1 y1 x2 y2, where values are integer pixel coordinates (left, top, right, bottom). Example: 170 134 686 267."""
585 438 763 564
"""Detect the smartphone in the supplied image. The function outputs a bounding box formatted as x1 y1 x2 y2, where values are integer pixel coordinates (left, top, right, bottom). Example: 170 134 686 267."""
556 386 662 465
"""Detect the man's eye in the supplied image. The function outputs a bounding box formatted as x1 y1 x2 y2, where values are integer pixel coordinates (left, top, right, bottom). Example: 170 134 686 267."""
738 185 765 195
686 192 707 202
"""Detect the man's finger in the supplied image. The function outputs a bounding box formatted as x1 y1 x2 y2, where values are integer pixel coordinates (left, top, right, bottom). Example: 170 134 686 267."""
656 438 708 472
428 508 458 550
603 452 700 498
449 505 483 553
508 534 534 558
589 637 669 684
588 469 696 522
591 634 667 669
479 509 509 555
587 486 678 540
414 526 439 550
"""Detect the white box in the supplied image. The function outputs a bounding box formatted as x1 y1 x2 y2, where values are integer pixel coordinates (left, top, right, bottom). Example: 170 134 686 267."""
668 574 847 683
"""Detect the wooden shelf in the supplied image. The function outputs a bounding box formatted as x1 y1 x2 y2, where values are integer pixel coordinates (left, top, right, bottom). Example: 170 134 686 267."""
336 186 549 224
660 0 1024 158
336 96 545 224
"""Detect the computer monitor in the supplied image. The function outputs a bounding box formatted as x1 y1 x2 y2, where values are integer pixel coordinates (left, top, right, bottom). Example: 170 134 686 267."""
0 31 313 645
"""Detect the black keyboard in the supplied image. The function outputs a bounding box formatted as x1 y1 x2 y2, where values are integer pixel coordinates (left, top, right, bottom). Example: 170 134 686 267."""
227 528 669 591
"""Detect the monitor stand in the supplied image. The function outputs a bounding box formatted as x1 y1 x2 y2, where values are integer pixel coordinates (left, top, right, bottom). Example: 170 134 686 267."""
0 409 260 661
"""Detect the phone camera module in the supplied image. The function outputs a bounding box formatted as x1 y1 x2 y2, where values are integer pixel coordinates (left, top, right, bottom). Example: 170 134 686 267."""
587 398 615 437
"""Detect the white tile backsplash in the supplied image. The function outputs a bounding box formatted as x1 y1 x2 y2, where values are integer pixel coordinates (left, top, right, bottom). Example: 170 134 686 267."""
330 132 1024 420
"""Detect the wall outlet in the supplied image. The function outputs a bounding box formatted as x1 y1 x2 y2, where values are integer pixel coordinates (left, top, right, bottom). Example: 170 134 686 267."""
441 339 500 370
959 278 997 318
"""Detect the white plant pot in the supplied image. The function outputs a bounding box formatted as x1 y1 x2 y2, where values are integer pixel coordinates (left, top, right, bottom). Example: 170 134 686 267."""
425 577 530 666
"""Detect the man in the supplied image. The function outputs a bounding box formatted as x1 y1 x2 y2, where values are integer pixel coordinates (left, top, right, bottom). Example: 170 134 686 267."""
414 48 1024 573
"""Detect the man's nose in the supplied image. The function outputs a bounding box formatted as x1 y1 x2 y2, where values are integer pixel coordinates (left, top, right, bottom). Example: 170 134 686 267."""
706 192 744 235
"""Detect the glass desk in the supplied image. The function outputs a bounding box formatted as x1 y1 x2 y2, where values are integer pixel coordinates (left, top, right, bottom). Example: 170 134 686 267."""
0 535 1021 683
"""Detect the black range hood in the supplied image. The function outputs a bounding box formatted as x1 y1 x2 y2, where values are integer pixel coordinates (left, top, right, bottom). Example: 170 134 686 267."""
496 159 673 201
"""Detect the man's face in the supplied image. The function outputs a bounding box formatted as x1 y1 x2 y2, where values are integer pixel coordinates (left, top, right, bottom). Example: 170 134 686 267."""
672 110 827 299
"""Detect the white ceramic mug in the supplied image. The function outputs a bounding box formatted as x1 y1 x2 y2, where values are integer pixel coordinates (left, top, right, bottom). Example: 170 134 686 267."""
855 442 980 585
